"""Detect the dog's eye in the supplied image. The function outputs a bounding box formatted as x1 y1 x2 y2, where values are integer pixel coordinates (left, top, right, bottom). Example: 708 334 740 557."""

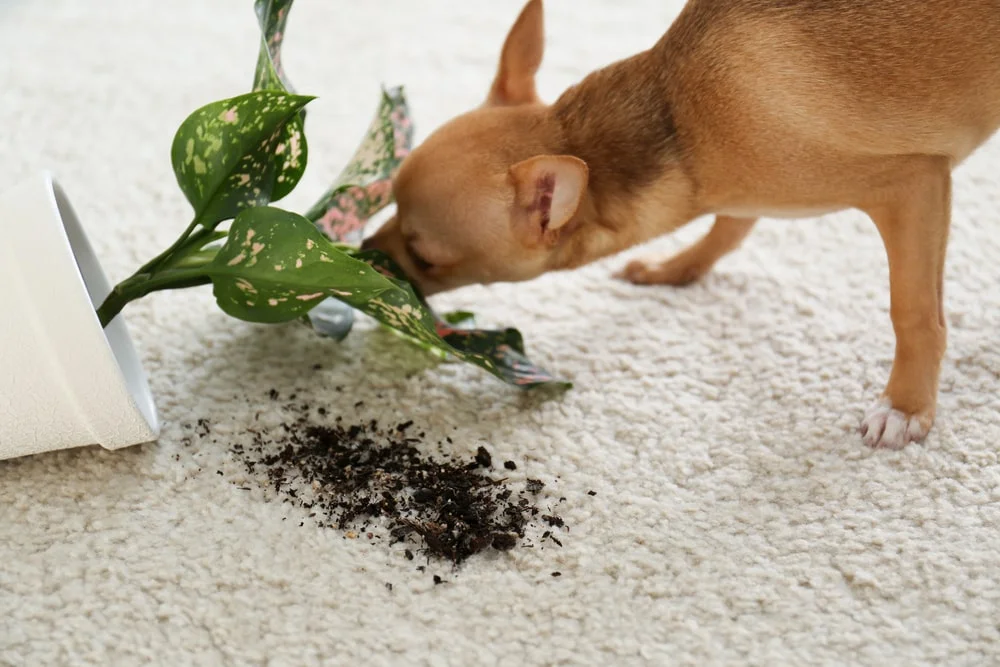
407 245 434 273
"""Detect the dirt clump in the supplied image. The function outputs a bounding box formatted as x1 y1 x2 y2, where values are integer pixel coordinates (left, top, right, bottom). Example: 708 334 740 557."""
228 405 566 566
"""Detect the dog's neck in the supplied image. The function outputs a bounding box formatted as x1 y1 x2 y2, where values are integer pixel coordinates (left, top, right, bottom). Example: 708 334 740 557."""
546 49 697 270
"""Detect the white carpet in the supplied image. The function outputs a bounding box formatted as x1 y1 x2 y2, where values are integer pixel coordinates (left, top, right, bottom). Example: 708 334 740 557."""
2 1 1000 664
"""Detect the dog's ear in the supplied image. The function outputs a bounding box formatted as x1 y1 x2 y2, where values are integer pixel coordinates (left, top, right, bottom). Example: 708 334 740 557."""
510 155 588 244
485 0 545 107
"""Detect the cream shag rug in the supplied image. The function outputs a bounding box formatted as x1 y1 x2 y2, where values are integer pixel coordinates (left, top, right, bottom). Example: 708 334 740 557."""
1 0 999 664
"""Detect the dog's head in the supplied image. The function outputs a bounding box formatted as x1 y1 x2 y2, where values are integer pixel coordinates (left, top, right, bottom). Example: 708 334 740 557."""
362 0 590 296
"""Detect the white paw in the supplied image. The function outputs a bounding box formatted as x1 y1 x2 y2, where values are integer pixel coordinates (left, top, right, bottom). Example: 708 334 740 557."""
860 400 930 449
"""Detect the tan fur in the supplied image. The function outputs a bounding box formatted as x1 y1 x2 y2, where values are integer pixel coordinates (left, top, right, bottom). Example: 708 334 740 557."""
486 0 546 107
361 0 1000 448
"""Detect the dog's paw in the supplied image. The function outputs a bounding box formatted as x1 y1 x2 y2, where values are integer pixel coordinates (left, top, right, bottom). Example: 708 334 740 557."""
615 254 707 286
860 400 932 449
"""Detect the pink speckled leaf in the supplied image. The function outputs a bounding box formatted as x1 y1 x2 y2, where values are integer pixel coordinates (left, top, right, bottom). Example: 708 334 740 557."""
252 0 306 202
253 0 297 94
306 86 413 246
170 91 313 229
210 207 567 388
304 87 414 340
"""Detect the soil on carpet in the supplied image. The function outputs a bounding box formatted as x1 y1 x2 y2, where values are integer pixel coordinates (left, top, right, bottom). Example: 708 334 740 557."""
214 394 568 567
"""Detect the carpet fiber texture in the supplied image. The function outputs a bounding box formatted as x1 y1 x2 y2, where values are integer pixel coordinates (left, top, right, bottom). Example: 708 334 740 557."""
2 1 999 664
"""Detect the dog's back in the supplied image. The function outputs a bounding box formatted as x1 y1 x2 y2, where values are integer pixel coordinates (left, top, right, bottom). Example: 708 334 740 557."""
661 0 1000 161
660 0 1000 207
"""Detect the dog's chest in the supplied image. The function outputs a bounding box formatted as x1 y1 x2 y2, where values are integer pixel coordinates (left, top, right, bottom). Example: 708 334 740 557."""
713 205 842 220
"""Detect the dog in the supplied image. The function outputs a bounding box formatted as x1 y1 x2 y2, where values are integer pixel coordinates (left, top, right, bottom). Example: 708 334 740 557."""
362 0 1000 449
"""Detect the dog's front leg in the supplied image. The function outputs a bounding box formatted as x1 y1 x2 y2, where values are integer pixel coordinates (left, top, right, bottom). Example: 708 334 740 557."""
618 215 757 286
861 156 951 449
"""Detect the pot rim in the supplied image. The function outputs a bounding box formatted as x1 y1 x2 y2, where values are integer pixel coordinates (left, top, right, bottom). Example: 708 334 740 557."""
0 172 159 456
49 173 159 444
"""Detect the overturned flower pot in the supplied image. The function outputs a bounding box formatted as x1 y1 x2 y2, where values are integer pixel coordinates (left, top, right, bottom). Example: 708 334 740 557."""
0 173 159 460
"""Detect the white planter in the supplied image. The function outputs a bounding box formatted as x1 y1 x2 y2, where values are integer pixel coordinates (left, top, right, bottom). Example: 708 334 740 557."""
0 173 159 460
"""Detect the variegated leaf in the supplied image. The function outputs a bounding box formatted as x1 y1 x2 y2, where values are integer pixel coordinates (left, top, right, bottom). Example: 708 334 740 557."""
253 0 297 93
306 86 413 245
252 0 305 202
356 251 569 388
305 86 415 340
210 207 568 388
170 91 313 228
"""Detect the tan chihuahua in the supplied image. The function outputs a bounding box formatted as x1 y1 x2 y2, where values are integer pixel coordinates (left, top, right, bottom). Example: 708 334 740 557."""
362 0 1000 449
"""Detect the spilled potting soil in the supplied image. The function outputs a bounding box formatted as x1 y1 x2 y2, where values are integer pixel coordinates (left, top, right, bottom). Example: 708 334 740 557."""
208 392 568 568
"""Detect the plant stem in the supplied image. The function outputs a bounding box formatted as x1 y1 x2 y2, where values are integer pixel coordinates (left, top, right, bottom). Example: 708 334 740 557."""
135 217 208 275
98 204 355 328
98 211 224 328
97 267 213 328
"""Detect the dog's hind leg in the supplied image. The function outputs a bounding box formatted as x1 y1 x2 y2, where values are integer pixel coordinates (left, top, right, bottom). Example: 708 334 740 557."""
617 215 757 286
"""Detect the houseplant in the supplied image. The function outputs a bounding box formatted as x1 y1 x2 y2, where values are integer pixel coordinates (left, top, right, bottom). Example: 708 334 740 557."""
0 0 565 461
96 0 567 390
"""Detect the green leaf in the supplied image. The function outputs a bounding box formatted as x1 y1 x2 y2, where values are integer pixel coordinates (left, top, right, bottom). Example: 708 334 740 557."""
306 86 413 245
253 0 297 94
170 90 313 228
356 251 570 388
210 207 428 324
209 207 567 388
304 86 415 340
442 311 477 327
252 0 305 202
